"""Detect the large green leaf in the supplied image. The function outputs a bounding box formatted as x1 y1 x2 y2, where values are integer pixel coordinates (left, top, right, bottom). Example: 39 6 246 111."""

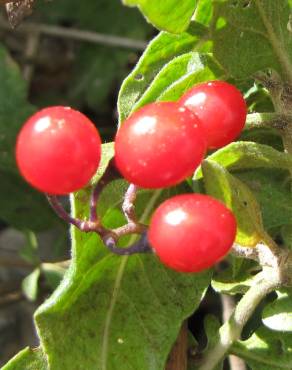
201 160 271 247
33 188 210 369
231 326 292 370
118 22 209 122
6 148 211 369
211 0 292 81
122 0 198 33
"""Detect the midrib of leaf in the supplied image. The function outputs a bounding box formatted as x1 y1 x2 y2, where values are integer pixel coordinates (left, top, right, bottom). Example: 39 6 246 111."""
231 346 292 368
254 0 292 83
100 189 163 370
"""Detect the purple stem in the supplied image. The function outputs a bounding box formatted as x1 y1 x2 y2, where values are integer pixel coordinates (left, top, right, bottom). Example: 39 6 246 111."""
47 195 98 232
122 184 138 223
90 159 121 222
103 232 152 256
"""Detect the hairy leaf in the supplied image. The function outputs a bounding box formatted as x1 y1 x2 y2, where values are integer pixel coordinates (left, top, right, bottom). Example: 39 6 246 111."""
231 326 292 369
118 22 209 122
122 0 198 33
201 160 271 247
211 0 292 81
263 290 292 331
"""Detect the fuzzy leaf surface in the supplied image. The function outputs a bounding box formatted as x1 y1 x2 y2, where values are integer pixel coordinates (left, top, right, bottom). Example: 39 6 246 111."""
122 0 198 33
211 0 292 81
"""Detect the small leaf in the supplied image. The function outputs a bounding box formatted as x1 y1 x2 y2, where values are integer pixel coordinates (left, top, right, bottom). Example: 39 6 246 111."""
22 268 41 302
128 52 224 115
231 326 292 370
195 141 292 180
122 0 198 33
237 169 292 229
201 160 271 247
42 263 66 291
19 230 39 265
118 22 209 122
263 291 292 331
2 347 48 370
91 142 114 185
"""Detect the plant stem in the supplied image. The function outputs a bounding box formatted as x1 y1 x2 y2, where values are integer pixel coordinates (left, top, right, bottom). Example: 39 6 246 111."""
0 16 147 50
245 112 291 131
198 272 281 370
221 295 246 370
103 232 152 255
122 184 139 223
47 195 105 233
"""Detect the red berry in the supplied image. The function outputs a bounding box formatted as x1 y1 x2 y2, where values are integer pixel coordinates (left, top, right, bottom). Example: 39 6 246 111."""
148 194 237 273
114 102 206 189
180 81 247 149
16 106 101 195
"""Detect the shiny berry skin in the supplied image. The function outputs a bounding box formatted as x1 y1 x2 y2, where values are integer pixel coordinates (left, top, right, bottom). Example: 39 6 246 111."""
114 102 206 189
180 81 247 149
148 194 237 273
16 106 101 195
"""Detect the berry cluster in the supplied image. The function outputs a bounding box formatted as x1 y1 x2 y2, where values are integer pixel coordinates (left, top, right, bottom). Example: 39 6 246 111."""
15 81 246 273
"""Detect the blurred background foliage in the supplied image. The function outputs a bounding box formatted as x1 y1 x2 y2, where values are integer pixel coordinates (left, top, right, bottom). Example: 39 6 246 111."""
0 0 151 364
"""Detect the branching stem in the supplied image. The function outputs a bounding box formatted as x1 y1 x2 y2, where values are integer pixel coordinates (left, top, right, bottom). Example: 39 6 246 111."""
198 272 281 370
245 112 292 131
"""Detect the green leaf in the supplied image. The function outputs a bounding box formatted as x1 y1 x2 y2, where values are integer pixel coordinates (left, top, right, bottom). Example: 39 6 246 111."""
201 160 271 247
22 268 41 302
118 22 209 122
195 142 292 180
91 142 114 185
236 169 292 229
42 263 67 291
17 183 211 370
231 326 292 370
0 170 57 231
1 348 49 370
19 230 39 265
199 315 223 370
0 44 57 231
263 291 292 331
122 0 198 33
212 262 256 295
0 45 35 172
211 0 292 81
132 52 224 110
2 347 48 370
282 225 292 249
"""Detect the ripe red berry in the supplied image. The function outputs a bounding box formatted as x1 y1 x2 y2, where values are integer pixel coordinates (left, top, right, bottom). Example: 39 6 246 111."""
16 106 101 195
114 102 206 189
148 194 237 273
180 81 247 149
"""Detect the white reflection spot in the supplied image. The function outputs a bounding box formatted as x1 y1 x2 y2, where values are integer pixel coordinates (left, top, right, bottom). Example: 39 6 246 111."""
35 117 51 132
134 116 157 135
165 209 187 226
117 338 124 344
185 92 206 107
